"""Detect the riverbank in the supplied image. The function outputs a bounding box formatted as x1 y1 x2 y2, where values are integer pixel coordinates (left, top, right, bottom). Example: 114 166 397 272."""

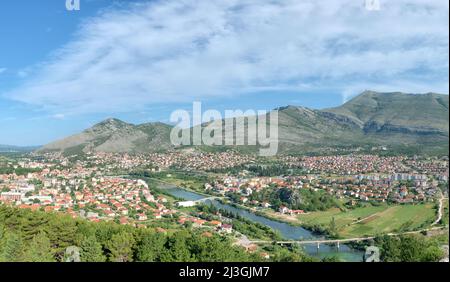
135 175 441 241
147 176 345 239
151 183 365 261
214 197 437 240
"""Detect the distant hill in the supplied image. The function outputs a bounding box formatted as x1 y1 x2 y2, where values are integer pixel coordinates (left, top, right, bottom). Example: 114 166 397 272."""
38 91 449 156
316 91 449 154
0 144 40 153
37 118 172 155
324 91 449 134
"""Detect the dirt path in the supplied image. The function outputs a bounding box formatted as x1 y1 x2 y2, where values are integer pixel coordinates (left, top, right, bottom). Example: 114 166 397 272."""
350 213 379 225
432 195 447 226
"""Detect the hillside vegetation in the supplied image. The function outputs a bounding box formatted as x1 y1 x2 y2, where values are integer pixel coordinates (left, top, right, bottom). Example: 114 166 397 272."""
0 205 256 262
37 91 449 155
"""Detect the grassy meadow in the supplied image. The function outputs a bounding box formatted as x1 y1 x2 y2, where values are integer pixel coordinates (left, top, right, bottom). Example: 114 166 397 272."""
296 203 437 238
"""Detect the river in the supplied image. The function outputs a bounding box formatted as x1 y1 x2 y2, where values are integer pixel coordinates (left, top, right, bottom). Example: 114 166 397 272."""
165 186 365 262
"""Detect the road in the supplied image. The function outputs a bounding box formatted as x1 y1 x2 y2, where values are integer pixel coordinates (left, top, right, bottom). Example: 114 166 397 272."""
432 195 447 226
249 226 448 246
350 213 379 226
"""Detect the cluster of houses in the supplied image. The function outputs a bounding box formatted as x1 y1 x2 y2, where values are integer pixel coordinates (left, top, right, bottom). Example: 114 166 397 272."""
0 157 236 236
143 151 256 171
178 216 233 233
280 155 409 175
205 166 447 214
40 150 256 172
319 174 434 204
278 206 305 215
279 155 448 177
0 162 175 225
205 175 312 210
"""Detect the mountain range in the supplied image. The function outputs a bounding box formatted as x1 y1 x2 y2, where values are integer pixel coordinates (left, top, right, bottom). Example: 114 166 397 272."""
37 91 449 156
0 145 40 153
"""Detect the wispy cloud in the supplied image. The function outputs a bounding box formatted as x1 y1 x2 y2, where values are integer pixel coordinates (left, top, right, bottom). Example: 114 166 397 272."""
51 113 65 120
0 116 16 122
17 70 29 78
0 68 6 74
4 0 449 114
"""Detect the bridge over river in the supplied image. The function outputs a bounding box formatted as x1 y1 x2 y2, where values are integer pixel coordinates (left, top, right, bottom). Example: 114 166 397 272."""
249 226 448 250
176 196 226 207
191 196 225 203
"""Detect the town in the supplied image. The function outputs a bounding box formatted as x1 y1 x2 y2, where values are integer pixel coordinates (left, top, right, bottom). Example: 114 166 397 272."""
1 152 448 223
0 148 448 263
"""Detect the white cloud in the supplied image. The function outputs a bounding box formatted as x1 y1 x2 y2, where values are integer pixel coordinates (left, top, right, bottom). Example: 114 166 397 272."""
51 113 65 120
17 70 29 78
4 0 449 114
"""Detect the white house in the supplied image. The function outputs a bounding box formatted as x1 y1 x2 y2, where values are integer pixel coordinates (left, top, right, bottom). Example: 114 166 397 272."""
177 201 197 207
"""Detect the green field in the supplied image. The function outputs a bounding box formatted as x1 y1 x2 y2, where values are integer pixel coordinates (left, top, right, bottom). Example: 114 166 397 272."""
297 203 436 238
298 205 386 226
163 177 206 193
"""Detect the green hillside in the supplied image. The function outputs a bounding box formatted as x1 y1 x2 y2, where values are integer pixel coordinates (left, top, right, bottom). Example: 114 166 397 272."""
37 91 449 156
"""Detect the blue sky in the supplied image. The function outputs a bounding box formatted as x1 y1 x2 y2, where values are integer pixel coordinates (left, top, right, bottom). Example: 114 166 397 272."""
0 0 448 146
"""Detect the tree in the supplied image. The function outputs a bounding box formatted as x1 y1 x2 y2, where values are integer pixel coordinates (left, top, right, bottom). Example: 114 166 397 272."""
19 211 48 241
46 216 78 260
106 232 135 262
398 236 423 261
270 244 306 262
421 244 444 262
0 231 24 262
189 235 252 262
329 217 337 235
80 236 106 262
23 232 55 262
135 232 167 262
377 235 401 262
376 234 444 262
160 230 193 262
0 204 304 263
